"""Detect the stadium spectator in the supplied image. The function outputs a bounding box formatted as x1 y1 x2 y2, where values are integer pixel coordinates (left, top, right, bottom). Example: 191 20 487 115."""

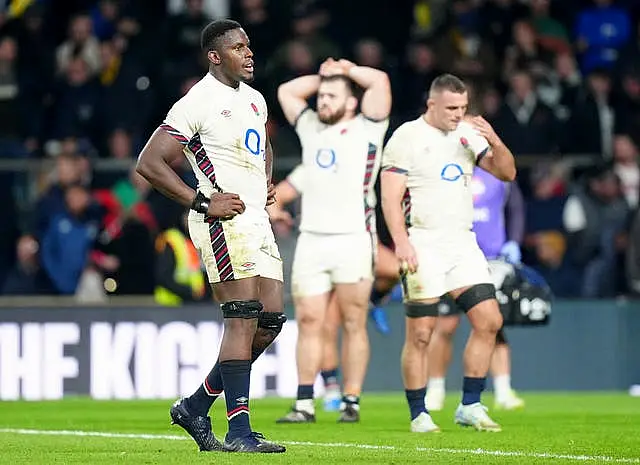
233 0 285 73
93 167 157 295
55 13 101 76
1 234 52 295
563 164 630 298
492 69 559 156
479 0 529 63
50 57 103 148
575 0 631 73
612 134 640 209
524 162 568 237
614 69 640 145
0 35 29 158
531 230 581 297
502 20 553 85
539 52 582 119
565 69 615 158
41 184 104 295
154 212 206 306
163 0 212 70
529 0 571 56
397 41 440 119
98 39 153 141
89 0 121 41
32 152 90 239
433 0 498 86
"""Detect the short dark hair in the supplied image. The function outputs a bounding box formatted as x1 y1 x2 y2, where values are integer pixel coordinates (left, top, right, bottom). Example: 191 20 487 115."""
201 19 242 51
320 75 363 100
429 73 467 96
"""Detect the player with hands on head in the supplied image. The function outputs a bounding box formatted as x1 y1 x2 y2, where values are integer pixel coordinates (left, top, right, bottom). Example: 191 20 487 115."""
274 56 391 423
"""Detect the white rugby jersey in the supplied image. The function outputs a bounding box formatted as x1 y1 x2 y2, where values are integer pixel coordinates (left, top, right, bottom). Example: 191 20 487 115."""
382 117 489 232
162 73 269 221
294 108 388 234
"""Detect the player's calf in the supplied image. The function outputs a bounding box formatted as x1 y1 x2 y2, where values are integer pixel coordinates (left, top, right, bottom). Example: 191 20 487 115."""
218 300 262 442
402 302 439 430
251 311 287 359
181 311 286 418
453 284 503 427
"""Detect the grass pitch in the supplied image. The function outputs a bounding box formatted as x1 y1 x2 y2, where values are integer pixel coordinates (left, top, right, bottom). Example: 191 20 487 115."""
0 393 639 464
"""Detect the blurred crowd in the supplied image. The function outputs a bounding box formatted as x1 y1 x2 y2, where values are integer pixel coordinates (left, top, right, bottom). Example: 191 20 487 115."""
0 0 639 300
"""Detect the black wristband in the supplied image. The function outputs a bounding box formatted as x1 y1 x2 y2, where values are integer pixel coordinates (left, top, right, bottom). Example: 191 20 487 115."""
191 191 210 214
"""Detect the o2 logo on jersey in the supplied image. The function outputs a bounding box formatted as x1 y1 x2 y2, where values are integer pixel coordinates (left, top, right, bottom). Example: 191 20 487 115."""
441 163 471 186
440 163 465 181
244 128 265 160
315 148 336 169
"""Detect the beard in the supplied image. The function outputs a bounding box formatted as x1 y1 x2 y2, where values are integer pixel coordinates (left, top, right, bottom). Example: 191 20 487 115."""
318 105 347 124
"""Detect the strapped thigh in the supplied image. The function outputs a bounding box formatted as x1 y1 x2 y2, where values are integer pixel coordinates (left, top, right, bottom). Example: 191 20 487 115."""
455 283 496 313
405 301 440 318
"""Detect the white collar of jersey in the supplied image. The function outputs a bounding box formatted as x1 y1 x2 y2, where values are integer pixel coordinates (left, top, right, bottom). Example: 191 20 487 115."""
206 72 242 92
420 114 450 135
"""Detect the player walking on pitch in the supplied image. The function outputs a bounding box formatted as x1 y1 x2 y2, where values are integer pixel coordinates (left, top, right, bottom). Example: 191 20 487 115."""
426 164 526 411
381 73 516 433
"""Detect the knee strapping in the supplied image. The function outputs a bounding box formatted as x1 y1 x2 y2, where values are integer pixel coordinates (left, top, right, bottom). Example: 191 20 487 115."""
220 299 263 319
455 283 496 313
405 301 440 318
258 312 287 333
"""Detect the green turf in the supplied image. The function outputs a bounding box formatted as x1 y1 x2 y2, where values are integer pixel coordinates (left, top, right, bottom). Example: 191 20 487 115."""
0 393 638 464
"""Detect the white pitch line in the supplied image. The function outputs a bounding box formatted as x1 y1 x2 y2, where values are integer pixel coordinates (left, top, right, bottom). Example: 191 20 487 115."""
0 428 637 463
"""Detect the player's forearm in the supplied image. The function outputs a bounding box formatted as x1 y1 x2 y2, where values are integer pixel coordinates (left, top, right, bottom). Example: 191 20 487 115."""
347 66 389 90
278 75 321 101
381 171 410 244
381 200 410 246
386 214 410 247
488 139 517 182
136 155 195 208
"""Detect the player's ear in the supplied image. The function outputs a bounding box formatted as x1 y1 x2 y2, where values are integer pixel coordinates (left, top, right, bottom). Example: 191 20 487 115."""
346 95 358 112
208 50 221 65
426 98 434 110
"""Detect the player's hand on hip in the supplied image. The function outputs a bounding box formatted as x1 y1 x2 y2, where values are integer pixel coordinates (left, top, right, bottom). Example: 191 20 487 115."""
208 192 245 219
266 182 276 206
395 240 419 274
470 116 499 146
